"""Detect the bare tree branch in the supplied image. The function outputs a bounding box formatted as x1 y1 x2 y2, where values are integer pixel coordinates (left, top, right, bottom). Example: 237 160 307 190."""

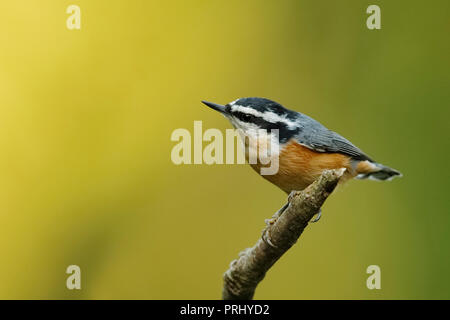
222 168 345 300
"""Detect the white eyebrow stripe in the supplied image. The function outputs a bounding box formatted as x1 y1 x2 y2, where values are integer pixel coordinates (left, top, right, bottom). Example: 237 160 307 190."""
231 104 298 129
231 104 264 117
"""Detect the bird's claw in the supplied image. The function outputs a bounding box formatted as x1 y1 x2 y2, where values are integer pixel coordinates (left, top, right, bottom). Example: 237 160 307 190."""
261 227 279 249
310 209 322 223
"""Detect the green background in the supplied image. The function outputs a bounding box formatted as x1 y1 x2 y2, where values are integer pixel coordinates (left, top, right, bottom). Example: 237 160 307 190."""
0 0 448 299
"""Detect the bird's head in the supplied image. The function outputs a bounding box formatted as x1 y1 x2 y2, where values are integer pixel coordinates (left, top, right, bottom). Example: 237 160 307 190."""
202 97 301 142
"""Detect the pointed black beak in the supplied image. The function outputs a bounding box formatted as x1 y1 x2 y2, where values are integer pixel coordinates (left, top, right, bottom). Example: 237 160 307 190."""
202 100 227 114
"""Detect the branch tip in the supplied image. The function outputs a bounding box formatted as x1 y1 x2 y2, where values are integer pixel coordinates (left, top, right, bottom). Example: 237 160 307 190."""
222 169 343 300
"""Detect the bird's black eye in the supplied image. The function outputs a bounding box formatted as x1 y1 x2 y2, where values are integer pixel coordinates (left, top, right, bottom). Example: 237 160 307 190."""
241 113 254 122
233 111 257 123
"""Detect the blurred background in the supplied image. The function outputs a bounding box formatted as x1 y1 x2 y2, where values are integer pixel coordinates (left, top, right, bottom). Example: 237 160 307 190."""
0 0 448 299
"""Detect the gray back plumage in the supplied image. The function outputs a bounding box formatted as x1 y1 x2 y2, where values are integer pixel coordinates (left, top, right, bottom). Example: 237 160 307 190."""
293 113 373 162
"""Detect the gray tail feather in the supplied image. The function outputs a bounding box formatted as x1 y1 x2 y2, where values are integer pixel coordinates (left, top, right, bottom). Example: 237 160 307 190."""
356 163 402 181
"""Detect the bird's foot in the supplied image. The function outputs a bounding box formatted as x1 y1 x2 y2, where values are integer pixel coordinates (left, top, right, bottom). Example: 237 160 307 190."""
261 227 278 249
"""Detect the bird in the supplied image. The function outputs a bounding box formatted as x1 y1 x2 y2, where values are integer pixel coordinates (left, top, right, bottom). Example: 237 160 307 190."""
202 97 401 221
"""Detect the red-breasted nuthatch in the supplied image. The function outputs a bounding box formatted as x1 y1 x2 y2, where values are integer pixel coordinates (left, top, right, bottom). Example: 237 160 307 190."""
202 98 401 220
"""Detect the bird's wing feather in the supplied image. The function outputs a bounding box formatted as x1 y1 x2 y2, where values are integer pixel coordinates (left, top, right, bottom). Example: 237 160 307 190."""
293 114 373 162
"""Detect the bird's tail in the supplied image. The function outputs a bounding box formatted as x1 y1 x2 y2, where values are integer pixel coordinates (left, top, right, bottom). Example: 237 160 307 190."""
355 161 402 181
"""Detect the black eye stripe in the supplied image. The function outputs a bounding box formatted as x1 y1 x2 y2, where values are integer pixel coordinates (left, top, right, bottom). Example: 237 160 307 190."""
233 111 258 122
231 111 300 143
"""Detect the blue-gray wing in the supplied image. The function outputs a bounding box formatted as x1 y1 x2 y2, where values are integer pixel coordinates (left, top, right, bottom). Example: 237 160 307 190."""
293 114 373 162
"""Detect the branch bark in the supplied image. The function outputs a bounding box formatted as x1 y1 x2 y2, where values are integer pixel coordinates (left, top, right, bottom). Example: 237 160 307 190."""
222 168 345 300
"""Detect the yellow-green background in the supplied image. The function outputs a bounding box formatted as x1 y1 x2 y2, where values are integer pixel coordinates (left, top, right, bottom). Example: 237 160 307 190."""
0 0 448 299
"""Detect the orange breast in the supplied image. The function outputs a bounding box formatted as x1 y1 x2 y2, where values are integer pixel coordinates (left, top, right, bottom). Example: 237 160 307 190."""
250 140 355 193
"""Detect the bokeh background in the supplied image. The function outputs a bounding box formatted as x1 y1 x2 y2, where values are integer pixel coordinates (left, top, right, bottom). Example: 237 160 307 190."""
0 0 448 299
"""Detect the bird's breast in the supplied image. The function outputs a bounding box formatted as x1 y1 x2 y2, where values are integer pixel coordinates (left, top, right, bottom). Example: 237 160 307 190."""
249 139 355 193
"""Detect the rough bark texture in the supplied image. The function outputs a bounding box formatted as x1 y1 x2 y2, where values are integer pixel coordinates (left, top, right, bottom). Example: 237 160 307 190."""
222 169 345 300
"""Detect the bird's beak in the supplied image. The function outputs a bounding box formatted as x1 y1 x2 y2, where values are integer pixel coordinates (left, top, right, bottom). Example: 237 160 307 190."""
202 100 227 114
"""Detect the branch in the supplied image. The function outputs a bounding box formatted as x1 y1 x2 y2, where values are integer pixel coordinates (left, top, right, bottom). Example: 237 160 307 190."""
222 168 345 300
